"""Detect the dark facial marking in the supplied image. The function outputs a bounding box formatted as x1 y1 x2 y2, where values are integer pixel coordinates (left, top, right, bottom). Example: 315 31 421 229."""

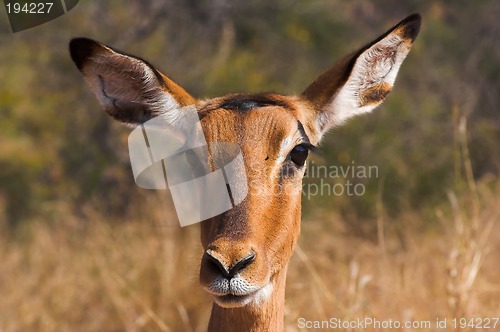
219 96 286 112
297 121 312 147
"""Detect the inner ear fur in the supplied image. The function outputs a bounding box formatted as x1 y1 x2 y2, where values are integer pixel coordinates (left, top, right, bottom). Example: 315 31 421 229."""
301 14 421 131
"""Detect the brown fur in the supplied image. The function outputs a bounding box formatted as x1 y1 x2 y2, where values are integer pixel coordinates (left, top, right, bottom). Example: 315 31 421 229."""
360 82 392 106
198 97 306 331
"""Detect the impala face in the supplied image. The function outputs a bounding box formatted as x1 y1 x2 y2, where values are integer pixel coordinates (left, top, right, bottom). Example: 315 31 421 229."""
70 14 420 311
197 94 317 307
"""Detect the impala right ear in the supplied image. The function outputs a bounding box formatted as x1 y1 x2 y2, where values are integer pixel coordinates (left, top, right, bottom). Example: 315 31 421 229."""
302 14 421 135
69 38 196 126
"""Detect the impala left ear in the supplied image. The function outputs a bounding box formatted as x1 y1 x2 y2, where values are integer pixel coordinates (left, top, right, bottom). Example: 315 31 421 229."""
302 14 421 134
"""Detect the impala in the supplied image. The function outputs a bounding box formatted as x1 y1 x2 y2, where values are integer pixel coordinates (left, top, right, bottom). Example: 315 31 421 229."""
70 14 421 332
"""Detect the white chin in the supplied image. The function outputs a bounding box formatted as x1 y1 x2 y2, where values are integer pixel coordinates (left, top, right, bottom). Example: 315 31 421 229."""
212 283 273 308
213 293 255 308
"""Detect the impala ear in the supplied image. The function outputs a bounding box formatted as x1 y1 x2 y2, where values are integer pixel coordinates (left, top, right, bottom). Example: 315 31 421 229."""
69 38 196 126
302 14 421 134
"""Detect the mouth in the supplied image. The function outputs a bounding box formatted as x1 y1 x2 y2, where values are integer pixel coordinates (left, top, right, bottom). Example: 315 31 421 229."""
207 281 273 308
212 292 258 308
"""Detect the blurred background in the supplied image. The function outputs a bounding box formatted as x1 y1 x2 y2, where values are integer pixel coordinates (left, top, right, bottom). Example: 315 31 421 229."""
0 0 498 331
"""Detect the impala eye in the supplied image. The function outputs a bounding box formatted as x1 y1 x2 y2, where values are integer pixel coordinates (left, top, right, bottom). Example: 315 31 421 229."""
290 144 309 167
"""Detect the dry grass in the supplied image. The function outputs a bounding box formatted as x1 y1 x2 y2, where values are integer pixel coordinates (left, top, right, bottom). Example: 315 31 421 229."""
286 178 500 332
0 179 498 332
0 196 210 332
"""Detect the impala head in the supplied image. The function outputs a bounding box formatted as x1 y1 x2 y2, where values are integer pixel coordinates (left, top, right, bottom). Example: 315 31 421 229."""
70 15 420 311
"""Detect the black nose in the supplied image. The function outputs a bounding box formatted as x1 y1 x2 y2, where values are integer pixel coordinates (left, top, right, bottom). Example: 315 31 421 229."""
205 251 256 279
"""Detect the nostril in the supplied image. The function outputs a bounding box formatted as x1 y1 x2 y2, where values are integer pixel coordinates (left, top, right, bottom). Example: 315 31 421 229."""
205 251 231 279
229 252 255 277
204 250 256 279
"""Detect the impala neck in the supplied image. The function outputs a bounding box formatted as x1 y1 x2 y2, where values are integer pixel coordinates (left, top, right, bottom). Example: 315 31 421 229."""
207 267 288 332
